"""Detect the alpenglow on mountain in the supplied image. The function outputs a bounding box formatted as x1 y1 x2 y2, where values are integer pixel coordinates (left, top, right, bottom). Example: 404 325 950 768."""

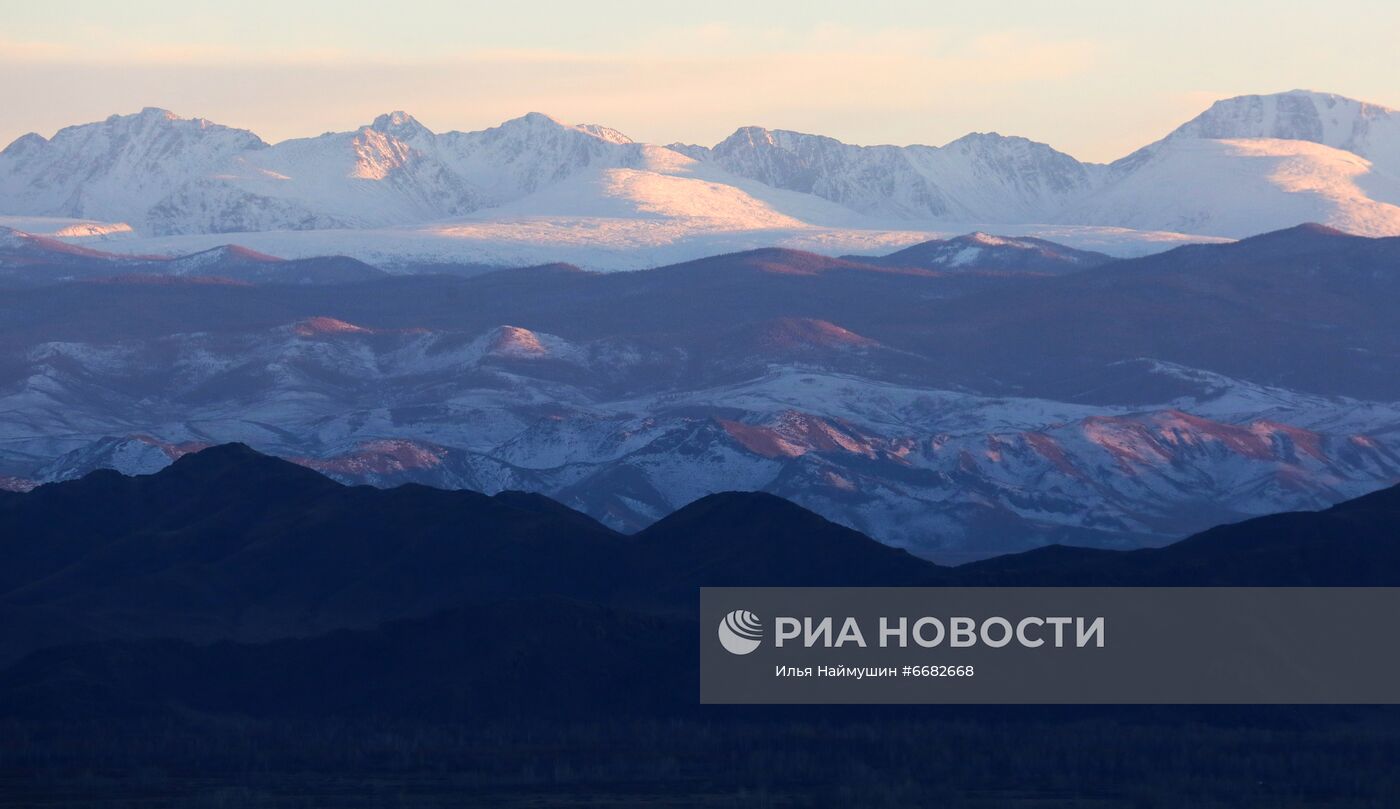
5 225 1400 561
2 90 1400 252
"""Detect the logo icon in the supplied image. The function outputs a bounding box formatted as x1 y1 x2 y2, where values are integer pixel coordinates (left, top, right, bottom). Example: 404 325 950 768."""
718 610 763 655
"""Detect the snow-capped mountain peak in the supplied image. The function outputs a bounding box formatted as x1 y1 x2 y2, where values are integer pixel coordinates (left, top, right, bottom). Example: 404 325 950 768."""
128 106 180 122
0 132 48 156
1171 89 1397 145
1119 90 1400 176
369 110 433 142
92 106 267 146
575 123 635 145
0 108 271 236
488 111 632 145
717 125 832 150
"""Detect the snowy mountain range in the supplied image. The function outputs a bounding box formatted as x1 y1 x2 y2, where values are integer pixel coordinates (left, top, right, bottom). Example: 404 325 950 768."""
2 90 1399 269
670 127 1098 223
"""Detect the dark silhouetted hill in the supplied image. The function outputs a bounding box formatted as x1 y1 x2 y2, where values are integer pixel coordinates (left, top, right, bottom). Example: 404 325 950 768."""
0 444 1398 720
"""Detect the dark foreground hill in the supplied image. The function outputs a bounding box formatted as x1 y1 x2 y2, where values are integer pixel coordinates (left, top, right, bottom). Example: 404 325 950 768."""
2 443 1400 716
0 445 952 667
2 444 1399 806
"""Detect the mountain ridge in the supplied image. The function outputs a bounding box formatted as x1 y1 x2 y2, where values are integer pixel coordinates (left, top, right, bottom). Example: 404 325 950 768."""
2 443 1398 804
5 90 1400 248
3 224 1399 561
2 442 1399 693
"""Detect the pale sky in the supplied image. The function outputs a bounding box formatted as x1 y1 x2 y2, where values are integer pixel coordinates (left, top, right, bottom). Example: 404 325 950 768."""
2 0 1398 162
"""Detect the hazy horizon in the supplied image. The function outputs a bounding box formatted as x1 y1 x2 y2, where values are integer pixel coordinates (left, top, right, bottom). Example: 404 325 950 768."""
4 0 1400 162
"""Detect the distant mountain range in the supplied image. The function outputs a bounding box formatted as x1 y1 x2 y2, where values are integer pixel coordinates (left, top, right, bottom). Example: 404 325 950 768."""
0 222 1106 284
0 227 386 284
844 232 1114 274
1 224 1397 560
1 443 1397 718
2 90 1399 269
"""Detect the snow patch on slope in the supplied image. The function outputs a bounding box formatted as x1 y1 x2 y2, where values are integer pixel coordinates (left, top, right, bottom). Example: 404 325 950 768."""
1066 138 1400 237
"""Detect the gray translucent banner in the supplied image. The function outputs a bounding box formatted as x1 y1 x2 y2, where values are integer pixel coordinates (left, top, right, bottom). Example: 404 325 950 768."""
700 588 1400 704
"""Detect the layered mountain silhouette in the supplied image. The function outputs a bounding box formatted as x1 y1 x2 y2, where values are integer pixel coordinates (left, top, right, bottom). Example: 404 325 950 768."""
2 224 1400 562
0 226 385 285
1 444 1397 719
4 224 1396 396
